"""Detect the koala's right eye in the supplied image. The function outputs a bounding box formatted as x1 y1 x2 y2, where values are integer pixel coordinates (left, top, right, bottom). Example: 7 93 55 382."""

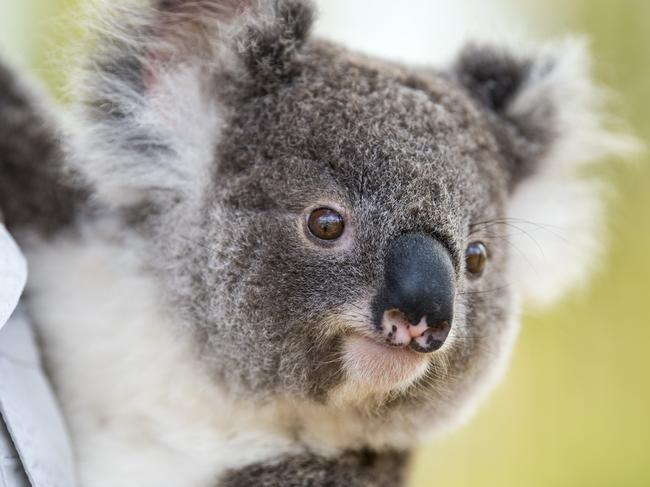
307 208 345 241
465 241 488 276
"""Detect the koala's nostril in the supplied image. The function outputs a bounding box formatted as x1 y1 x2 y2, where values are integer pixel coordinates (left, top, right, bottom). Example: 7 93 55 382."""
380 310 452 353
374 233 456 352
410 321 451 353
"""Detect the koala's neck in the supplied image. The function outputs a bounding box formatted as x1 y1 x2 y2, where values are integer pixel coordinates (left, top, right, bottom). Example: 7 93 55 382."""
23 220 411 486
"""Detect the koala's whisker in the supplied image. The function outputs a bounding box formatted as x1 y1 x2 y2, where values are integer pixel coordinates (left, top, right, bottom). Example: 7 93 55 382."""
346 303 370 313
471 220 547 260
498 234 546 278
340 307 370 316
346 303 361 310
479 227 548 240
449 333 492 341
412 367 453 397
468 218 517 234
339 313 372 322
471 217 573 246
459 284 512 295
512 220 573 245
500 222 548 257
339 312 367 320
338 310 372 322
469 217 541 234
498 217 569 232
474 227 543 278
312 353 345 368
471 216 548 229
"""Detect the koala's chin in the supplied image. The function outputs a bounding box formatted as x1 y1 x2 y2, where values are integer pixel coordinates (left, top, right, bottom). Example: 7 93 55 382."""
340 334 432 395
0 0 634 485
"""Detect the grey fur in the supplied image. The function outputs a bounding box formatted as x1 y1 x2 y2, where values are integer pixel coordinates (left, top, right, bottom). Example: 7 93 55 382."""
218 450 409 487
0 0 627 485
0 61 88 235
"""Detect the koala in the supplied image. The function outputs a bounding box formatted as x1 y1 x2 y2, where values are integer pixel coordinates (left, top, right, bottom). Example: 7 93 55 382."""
0 0 632 486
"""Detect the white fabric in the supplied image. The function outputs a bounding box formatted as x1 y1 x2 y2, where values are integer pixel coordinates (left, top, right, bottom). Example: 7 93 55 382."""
0 225 26 330
0 310 78 487
0 226 77 486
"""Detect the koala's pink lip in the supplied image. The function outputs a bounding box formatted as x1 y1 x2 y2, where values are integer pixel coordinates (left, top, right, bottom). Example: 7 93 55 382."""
342 334 430 390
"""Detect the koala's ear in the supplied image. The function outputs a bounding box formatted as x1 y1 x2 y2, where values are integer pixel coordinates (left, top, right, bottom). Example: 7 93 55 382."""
454 39 623 188
68 0 315 210
455 40 637 307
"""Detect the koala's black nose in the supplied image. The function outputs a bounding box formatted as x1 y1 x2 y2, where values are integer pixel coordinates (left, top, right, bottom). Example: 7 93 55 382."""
375 233 456 353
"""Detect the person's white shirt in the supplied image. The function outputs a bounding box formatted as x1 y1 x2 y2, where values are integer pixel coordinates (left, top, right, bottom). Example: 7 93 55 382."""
0 224 77 487
0 223 27 328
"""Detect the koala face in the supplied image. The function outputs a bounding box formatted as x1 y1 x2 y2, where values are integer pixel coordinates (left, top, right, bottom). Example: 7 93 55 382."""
189 45 511 406
70 0 624 435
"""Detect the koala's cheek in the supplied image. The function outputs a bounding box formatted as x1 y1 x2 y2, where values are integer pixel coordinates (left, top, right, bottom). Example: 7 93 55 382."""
340 335 430 394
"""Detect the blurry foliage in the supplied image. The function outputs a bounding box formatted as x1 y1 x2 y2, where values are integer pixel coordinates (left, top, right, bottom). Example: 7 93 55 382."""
2 0 648 486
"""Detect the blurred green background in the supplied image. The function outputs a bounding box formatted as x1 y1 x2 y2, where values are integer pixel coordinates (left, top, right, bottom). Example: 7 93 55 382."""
1 0 648 486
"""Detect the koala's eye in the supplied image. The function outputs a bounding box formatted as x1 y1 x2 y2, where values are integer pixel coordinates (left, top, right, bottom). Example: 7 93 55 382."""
307 208 345 241
465 242 488 276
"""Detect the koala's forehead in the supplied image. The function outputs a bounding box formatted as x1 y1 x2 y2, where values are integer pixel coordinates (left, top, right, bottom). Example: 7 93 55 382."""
217 41 503 209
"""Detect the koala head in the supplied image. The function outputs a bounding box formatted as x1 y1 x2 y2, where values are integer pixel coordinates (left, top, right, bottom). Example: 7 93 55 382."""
68 0 628 442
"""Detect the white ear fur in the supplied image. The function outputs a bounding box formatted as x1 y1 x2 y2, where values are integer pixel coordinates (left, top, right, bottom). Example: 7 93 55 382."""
63 0 262 210
68 64 223 208
65 0 313 210
505 39 639 307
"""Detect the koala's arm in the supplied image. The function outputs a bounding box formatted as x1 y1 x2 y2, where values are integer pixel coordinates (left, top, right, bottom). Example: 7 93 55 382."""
0 59 87 236
218 450 410 487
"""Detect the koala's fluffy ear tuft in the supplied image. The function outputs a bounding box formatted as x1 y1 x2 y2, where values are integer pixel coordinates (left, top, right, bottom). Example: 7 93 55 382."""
147 0 315 86
455 39 638 307
455 39 635 189
67 0 315 211
455 44 532 113
454 42 559 188
237 0 315 91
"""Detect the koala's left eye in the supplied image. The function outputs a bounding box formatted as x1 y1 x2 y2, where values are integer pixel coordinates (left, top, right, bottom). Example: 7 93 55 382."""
307 208 345 240
465 242 488 276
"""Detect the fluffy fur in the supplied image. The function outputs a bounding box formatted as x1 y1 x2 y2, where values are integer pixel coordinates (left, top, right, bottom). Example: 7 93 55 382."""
0 0 633 485
0 59 86 235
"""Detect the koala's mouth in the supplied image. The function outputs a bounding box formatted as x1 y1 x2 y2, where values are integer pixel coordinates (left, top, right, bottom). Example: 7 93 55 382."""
337 305 452 393
341 333 431 393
